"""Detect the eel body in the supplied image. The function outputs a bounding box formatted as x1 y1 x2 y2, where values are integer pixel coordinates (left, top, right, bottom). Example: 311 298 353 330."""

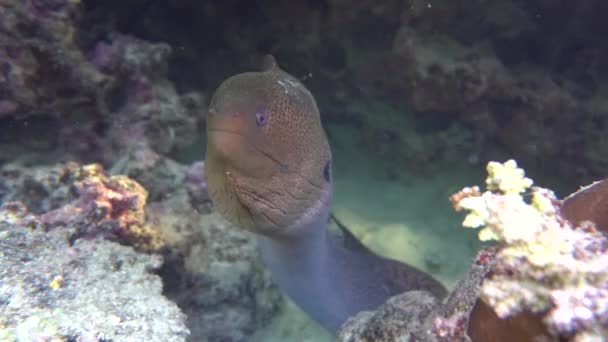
204 56 447 333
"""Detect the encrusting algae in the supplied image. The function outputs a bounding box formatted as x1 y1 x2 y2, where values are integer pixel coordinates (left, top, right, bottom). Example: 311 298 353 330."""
451 160 608 341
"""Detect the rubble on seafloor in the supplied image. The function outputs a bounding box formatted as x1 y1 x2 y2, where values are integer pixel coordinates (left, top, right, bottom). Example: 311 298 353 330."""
0 161 283 341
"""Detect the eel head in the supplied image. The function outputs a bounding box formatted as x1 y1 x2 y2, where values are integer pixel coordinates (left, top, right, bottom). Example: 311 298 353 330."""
205 56 332 238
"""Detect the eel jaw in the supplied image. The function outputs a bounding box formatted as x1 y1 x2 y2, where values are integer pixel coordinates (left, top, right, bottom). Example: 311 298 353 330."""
206 130 329 238
205 152 257 231
206 130 285 235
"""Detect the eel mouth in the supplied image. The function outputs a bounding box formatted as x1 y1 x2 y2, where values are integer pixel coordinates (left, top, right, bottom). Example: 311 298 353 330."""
207 129 285 233
207 128 244 137
208 128 289 172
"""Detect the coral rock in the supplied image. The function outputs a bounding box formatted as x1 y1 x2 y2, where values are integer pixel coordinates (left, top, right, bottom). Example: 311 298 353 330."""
1 162 164 250
0 204 189 341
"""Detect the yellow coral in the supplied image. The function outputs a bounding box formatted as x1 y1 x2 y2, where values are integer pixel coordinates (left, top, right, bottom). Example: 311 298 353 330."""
486 160 533 194
458 190 542 242
459 196 489 228
454 159 608 340
478 226 500 241
456 160 540 242
494 194 542 243
81 163 104 178
531 188 557 215
49 275 63 290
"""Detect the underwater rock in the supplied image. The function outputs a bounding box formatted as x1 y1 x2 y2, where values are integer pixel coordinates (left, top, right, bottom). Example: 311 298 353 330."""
0 163 79 214
183 161 212 213
0 0 108 120
337 291 440 342
0 204 189 341
148 197 282 341
562 179 608 233
110 143 190 203
109 149 212 210
466 300 551 342
391 2 608 181
336 246 495 342
353 23 588 176
92 33 202 159
0 3 203 174
0 0 110 164
91 33 171 79
1 162 163 250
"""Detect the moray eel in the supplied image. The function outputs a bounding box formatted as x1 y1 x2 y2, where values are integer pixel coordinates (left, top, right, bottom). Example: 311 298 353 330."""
204 56 447 333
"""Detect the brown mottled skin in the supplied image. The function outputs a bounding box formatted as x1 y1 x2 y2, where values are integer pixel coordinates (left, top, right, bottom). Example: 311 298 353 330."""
205 56 331 238
204 56 446 333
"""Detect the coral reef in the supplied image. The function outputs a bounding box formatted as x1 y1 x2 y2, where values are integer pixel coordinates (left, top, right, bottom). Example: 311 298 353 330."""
94 0 605 181
1 162 163 250
350 1 608 181
91 33 202 158
0 202 188 341
0 0 108 120
0 160 283 341
3 1 608 340
3 0 608 181
452 160 608 340
0 2 204 186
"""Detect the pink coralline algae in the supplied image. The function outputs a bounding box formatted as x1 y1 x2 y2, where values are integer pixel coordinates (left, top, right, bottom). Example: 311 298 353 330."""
2 162 164 251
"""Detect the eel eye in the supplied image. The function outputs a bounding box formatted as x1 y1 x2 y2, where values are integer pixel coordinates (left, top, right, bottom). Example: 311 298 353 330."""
255 111 267 127
323 160 331 182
